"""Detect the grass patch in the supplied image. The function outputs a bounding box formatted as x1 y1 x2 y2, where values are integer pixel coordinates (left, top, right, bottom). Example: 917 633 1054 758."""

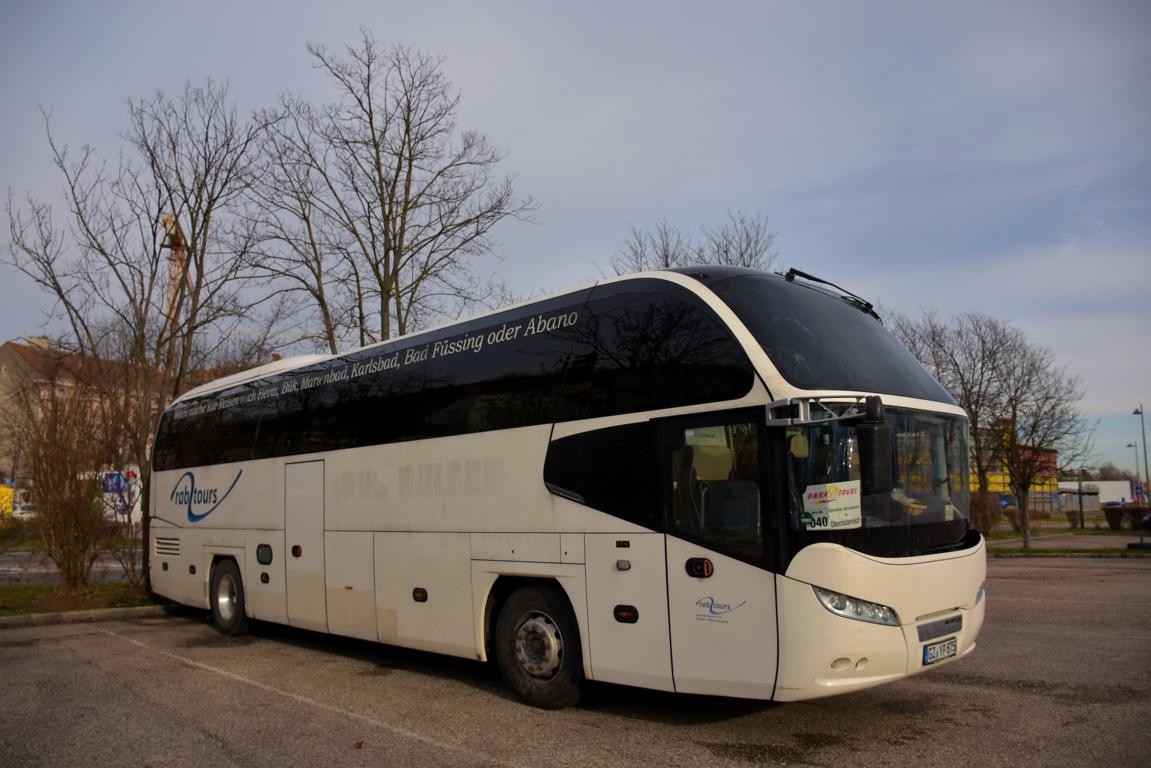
0 582 156 617
988 548 1150 557
986 527 1137 539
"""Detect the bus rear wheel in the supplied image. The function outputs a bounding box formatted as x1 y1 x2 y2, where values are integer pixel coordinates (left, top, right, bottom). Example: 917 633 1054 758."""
210 559 249 636
495 585 583 709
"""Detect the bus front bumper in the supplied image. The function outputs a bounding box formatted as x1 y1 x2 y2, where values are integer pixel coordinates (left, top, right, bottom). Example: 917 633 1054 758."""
773 541 986 702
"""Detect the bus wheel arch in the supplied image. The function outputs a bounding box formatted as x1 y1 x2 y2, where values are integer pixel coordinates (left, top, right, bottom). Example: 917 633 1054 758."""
488 578 584 709
209 556 250 636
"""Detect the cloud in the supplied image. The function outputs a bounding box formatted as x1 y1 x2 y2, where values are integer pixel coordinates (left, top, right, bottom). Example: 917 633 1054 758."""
877 235 1150 416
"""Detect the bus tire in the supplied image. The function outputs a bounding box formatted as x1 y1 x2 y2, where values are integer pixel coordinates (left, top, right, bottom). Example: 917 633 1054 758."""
209 559 249 636
495 585 583 709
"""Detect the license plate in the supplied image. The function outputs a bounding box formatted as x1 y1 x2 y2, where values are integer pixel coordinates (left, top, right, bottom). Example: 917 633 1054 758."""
922 636 958 666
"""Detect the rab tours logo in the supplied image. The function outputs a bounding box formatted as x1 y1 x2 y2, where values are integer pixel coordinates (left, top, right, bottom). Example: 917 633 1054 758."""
695 596 747 624
170 470 243 523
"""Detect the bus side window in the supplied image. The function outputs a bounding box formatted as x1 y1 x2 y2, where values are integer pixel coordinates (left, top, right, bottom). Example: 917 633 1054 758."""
668 422 763 558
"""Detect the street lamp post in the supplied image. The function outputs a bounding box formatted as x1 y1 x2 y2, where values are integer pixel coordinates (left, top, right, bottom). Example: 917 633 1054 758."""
1136 405 1150 504
1077 468 1087 529
1128 443 1140 502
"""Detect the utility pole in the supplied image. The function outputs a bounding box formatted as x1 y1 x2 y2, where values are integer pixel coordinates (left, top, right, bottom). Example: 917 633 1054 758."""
1128 442 1140 500
1077 468 1086 529
1136 405 1149 503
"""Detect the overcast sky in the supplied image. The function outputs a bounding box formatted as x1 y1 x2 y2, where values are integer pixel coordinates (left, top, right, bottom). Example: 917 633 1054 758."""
1 1 1148 474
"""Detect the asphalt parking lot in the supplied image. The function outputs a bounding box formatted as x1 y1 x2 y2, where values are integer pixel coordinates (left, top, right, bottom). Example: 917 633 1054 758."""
0 558 1147 767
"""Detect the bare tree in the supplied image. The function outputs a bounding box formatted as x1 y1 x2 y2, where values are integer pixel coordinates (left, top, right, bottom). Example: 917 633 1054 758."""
1089 462 1137 483
612 220 697 274
700 210 777 269
254 32 534 348
127 82 274 395
889 311 1028 534
891 310 1091 545
247 97 348 353
995 343 1091 548
5 82 275 589
610 210 777 275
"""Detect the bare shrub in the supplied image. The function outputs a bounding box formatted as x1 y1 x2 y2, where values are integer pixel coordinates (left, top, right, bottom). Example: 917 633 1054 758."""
10 358 114 592
1002 505 1022 534
970 492 1002 536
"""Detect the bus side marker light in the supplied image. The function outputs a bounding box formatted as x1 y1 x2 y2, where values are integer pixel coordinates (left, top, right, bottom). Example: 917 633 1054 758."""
616 560 631 571
685 558 714 579
413 588 428 603
260 573 269 584
189 565 196 575
614 605 639 623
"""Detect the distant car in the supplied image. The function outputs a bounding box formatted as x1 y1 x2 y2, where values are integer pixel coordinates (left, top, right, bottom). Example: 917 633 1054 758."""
12 502 36 520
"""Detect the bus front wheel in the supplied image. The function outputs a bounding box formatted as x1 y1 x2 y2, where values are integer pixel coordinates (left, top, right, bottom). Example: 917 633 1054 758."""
210 559 250 636
495 585 583 709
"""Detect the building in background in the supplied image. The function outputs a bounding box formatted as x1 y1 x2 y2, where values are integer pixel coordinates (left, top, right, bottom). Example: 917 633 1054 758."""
0 337 69 491
1058 479 1136 513
970 444 1060 516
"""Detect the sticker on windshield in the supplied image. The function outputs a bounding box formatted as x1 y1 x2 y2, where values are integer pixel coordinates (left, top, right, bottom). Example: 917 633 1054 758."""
801 480 862 530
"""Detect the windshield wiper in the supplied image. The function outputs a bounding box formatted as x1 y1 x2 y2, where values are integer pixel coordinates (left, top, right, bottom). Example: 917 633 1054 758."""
783 268 880 320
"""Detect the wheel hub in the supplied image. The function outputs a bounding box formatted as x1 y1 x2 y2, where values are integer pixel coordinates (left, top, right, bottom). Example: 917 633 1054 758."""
514 612 563 679
216 573 237 622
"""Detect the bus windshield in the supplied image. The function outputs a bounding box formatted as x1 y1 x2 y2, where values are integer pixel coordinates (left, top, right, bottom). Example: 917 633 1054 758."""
785 408 972 559
710 273 954 402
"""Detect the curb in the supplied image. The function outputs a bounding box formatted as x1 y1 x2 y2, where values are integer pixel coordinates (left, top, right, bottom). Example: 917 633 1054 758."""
0 604 169 630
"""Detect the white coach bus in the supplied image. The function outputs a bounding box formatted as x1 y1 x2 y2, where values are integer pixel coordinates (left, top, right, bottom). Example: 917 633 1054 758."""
149 267 985 708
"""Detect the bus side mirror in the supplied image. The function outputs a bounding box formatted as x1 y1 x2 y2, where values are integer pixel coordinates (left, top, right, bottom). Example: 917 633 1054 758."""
858 396 892 496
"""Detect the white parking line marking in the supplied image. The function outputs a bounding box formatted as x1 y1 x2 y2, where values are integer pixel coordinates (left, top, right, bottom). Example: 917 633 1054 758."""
99 627 522 768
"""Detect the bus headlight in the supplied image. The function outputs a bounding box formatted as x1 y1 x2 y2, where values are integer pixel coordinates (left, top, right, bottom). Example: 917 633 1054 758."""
813 587 900 627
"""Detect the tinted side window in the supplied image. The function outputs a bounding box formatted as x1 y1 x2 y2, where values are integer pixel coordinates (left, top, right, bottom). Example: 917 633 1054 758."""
666 420 763 559
559 286 754 420
152 411 179 471
337 351 426 447
543 422 661 530
418 310 576 438
213 401 258 464
151 281 755 470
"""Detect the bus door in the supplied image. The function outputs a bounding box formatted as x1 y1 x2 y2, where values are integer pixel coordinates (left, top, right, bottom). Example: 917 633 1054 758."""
661 415 779 699
285 460 327 632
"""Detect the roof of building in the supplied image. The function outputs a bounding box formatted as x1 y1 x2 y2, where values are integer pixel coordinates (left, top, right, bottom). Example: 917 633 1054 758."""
3 340 86 380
